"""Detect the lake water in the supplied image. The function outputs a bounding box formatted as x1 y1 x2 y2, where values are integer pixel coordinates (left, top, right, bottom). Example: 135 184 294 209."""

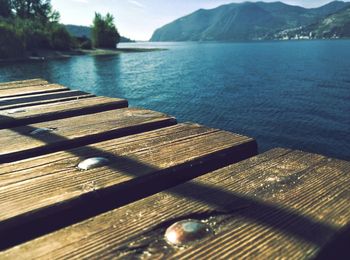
0 40 349 160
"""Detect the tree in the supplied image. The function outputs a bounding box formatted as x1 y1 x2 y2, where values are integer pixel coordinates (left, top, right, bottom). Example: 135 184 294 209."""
12 0 52 22
0 0 74 58
0 23 25 58
50 24 73 50
92 12 120 49
0 0 12 17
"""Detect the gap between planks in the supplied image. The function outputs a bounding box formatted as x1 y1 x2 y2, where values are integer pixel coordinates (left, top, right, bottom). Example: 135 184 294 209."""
0 90 94 111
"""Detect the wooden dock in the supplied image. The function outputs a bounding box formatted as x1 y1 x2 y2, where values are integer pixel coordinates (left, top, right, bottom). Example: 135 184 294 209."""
0 79 348 259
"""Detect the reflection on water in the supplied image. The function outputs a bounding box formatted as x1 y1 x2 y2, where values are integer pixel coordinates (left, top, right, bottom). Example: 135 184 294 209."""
0 41 349 160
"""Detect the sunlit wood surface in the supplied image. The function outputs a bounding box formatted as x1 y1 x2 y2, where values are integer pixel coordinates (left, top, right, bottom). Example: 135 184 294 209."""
0 79 346 259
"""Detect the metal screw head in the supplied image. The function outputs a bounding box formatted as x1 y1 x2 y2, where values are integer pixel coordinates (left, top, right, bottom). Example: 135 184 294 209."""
78 157 110 170
164 219 213 246
30 127 56 135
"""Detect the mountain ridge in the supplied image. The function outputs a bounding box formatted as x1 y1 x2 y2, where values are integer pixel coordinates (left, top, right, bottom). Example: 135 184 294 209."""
150 1 350 41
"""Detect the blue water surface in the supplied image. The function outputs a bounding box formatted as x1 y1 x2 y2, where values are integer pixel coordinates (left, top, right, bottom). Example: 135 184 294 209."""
1 40 349 160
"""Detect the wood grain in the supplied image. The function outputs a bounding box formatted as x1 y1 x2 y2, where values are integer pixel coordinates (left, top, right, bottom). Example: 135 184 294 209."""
0 90 93 110
0 96 128 128
0 107 176 163
0 79 48 89
0 84 68 98
0 123 256 249
3 149 347 259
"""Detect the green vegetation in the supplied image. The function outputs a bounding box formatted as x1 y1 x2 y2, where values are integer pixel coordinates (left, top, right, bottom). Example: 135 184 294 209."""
65 24 134 43
92 12 120 49
0 1 125 59
0 23 25 58
50 24 73 50
0 0 12 18
0 0 74 58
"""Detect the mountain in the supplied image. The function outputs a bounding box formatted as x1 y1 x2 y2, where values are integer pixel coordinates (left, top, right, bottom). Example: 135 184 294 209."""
65 25 134 42
150 1 350 41
308 6 350 38
272 5 350 39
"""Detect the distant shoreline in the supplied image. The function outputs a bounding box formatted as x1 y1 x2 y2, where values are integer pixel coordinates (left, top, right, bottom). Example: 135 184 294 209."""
147 38 350 43
0 47 166 63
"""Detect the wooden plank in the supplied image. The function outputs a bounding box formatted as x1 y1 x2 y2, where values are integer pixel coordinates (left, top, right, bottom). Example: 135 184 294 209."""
0 108 177 163
0 96 128 128
0 90 93 110
3 149 348 259
0 84 68 99
0 79 49 89
0 123 257 249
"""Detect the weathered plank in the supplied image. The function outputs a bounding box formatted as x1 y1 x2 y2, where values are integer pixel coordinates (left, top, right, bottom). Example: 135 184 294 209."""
0 108 176 163
0 96 128 128
0 123 257 249
0 79 49 89
0 84 68 99
3 149 348 259
0 90 93 110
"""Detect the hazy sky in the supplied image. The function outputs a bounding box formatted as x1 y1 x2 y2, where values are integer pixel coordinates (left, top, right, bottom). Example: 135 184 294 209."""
51 1 347 40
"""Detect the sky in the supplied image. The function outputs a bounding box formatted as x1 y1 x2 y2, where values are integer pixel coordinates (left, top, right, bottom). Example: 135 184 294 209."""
51 0 348 41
